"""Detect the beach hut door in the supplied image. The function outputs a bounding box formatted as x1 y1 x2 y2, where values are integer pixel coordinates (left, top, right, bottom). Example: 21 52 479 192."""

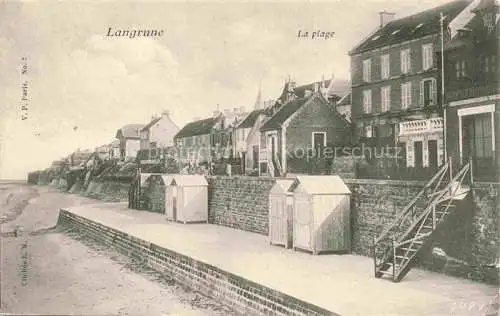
294 197 311 248
172 186 177 221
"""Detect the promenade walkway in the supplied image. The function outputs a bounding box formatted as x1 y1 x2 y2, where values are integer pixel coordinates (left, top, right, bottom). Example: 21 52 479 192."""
63 203 498 316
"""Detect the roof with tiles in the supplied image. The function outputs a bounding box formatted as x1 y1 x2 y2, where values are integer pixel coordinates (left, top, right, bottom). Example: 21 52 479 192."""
350 0 471 55
175 114 222 138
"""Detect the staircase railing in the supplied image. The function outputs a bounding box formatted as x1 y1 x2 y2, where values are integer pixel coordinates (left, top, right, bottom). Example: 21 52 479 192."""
393 160 472 280
267 160 275 177
273 152 283 177
373 159 451 276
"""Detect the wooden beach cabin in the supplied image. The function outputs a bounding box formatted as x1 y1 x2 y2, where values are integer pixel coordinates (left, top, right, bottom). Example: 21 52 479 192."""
293 175 351 254
166 175 208 223
269 178 297 248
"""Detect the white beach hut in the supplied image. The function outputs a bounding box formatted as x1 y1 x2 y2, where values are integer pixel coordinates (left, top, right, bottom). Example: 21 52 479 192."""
269 178 297 248
293 175 351 255
166 175 208 223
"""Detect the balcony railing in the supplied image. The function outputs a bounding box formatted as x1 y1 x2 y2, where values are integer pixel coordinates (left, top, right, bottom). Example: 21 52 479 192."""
399 118 443 136
446 83 498 103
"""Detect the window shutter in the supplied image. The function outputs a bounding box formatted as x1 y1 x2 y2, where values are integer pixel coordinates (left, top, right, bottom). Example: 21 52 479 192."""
432 79 437 105
419 80 424 106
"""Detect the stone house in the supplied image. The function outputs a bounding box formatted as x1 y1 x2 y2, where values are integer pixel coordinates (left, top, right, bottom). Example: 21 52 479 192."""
115 124 144 161
349 0 471 171
443 0 499 181
140 110 180 151
259 81 351 177
174 113 224 164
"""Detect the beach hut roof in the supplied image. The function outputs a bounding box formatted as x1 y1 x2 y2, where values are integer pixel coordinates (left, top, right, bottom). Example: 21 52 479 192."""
270 178 296 194
295 176 350 195
171 175 208 187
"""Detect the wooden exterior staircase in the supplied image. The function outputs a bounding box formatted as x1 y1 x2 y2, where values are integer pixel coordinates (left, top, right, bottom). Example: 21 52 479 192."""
268 152 283 177
373 158 474 282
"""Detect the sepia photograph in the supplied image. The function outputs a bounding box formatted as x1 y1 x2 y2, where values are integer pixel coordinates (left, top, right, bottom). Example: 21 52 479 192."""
0 0 498 315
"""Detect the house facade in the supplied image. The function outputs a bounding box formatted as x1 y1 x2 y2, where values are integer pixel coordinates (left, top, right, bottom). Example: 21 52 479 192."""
140 111 180 150
258 78 351 176
444 0 499 181
259 91 351 177
115 124 144 161
349 0 471 171
174 113 224 164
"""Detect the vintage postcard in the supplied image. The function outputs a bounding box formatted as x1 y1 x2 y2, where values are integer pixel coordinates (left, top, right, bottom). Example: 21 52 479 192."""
0 0 498 315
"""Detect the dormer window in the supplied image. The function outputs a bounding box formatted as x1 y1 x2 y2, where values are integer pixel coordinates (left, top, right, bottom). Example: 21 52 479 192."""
473 1 499 34
483 12 495 33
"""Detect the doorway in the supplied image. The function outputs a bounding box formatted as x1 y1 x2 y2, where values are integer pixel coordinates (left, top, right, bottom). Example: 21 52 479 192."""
414 141 423 168
428 140 438 171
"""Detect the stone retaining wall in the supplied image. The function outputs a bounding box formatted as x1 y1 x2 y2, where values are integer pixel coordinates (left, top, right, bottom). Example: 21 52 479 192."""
57 210 336 316
207 176 275 235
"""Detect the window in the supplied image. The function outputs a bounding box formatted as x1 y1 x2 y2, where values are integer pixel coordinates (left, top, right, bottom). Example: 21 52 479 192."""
363 59 371 82
420 78 437 106
381 54 390 79
364 124 374 138
363 89 372 113
482 12 495 33
401 82 412 109
312 132 326 153
463 114 493 159
400 49 411 74
456 60 467 78
381 86 391 112
485 55 497 73
422 43 433 70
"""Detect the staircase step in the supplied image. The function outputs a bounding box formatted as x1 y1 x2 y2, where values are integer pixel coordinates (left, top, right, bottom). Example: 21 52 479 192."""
400 247 418 252
379 270 394 276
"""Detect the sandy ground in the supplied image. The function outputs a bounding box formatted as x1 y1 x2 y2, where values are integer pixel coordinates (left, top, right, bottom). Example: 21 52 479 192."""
0 183 236 316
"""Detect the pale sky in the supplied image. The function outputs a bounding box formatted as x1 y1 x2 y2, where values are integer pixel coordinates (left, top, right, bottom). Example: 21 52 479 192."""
0 0 454 179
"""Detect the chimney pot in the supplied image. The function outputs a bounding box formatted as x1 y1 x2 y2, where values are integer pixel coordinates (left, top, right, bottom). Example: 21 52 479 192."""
379 11 395 28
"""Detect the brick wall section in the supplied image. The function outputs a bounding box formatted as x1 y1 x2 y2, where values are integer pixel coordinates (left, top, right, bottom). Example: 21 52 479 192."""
344 179 425 255
330 157 357 179
83 180 130 202
207 176 276 235
57 210 336 316
345 179 499 284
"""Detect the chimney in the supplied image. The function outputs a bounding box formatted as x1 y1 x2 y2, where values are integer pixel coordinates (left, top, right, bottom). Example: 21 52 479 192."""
379 11 395 28
162 110 170 118
213 110 220 117
239 106 245 113
233 107 239 113
288 81 296 92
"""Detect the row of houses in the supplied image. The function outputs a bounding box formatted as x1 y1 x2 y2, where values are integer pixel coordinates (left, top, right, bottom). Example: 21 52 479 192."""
171 0 498 181
36 0 498 183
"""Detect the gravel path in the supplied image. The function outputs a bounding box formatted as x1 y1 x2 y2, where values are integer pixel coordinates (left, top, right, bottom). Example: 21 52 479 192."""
0 183 236 316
